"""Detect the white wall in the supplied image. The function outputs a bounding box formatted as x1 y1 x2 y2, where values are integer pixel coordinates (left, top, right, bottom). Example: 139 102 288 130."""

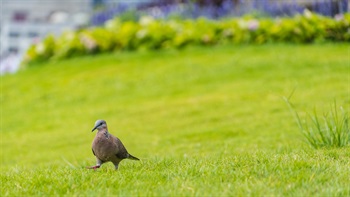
0 0 91 23
0 22 74 54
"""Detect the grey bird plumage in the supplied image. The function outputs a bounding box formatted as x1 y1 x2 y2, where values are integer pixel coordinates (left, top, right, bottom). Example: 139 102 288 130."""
88 120 139 170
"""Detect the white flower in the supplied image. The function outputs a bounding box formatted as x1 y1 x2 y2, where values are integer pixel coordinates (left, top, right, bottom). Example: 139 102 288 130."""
238 19 247 29
136 29 148 39
35 43 45 54
303 9 313 19
139 16 154 26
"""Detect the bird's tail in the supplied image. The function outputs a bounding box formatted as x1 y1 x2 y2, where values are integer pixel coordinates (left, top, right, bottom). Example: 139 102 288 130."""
128 153 140 160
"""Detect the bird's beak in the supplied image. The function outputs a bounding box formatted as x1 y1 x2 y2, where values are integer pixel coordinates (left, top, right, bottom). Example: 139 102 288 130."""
91 126 97 132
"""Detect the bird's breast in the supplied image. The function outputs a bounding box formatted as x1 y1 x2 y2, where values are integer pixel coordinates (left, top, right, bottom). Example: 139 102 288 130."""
92 135 116 161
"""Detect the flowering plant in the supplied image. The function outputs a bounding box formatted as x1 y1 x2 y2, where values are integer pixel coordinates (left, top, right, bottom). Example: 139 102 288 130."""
24 12 350 65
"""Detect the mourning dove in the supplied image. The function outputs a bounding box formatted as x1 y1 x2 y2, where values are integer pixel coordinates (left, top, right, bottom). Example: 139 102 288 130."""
88 120 139 170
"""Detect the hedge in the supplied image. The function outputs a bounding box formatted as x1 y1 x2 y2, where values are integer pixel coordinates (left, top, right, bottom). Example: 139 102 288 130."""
24 11 350 64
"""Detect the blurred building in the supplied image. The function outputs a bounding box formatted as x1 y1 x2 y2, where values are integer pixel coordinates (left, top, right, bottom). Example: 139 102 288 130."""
0 0 150 56
0 0 91 54
0 0 93 74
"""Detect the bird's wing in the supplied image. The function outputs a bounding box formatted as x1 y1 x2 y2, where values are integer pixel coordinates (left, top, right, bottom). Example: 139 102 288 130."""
92 148 96 156
112 136 129 159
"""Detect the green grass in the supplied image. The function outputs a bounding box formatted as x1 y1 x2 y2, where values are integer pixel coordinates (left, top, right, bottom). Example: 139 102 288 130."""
1 44 350 196
284 98 350 149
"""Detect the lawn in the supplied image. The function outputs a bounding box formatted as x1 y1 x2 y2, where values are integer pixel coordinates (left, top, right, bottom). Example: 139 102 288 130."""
1 44 349 196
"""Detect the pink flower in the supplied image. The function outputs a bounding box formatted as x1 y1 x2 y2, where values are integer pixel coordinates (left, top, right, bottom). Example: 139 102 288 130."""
247 20 259 31
80 34 97 51
334 14 344 21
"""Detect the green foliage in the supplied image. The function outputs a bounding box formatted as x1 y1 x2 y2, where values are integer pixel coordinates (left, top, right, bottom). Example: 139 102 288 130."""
2 44 350 196
113 20 140 50
24 35 55 64
24 12 350 64
285 98 350 148
52 31 87 60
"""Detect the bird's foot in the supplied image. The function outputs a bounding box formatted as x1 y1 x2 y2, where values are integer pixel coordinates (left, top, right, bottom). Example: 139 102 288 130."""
87 165 100 170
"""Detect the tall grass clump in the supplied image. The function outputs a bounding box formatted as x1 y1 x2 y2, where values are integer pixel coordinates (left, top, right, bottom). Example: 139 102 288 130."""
284 98 350 149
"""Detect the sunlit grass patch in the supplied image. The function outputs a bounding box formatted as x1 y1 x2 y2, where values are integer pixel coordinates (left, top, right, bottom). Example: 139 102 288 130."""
1 44 349 196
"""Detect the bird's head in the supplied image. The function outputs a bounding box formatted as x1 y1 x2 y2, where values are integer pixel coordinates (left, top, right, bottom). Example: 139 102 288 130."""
92 119 107 132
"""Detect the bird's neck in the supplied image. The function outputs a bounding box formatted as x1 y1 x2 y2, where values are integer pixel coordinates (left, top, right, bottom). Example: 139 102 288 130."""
97 128 108 133
97 128 110 139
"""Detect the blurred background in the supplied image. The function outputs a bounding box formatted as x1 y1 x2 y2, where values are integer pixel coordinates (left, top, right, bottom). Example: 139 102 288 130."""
0 0 349 75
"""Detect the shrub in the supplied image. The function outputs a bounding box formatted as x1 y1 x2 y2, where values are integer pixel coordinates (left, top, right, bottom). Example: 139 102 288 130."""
24 35 56 64
23 12 350 65
52 31 87 60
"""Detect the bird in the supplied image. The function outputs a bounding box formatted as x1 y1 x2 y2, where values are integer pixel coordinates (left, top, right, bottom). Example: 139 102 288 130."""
87 119 139 170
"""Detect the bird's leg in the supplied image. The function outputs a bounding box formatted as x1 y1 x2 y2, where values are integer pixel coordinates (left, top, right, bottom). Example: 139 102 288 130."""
87 165 100 170
87 158 102 170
